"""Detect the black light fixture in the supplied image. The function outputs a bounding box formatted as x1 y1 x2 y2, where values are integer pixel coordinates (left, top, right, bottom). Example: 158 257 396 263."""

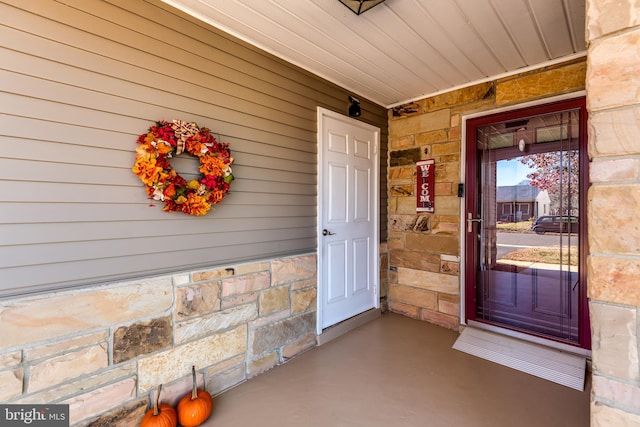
348 96 361 117
339 0 386 15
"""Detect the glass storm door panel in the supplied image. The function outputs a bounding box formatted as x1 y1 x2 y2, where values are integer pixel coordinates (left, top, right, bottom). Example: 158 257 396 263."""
465 98 589 348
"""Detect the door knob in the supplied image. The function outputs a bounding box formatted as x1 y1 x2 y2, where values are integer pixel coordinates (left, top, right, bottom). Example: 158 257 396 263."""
322 229 335 236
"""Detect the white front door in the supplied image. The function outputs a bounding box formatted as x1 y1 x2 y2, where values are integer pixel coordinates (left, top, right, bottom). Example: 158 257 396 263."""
317 107 379 333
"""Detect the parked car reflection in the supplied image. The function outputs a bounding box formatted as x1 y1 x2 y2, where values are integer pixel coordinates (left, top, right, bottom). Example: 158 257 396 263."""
530 215 579 234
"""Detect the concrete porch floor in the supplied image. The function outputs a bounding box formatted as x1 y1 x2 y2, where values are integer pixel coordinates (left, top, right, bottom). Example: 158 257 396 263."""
205 312 590 427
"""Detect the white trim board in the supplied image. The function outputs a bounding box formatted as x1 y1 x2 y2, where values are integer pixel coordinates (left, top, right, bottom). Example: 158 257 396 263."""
452 327 586 391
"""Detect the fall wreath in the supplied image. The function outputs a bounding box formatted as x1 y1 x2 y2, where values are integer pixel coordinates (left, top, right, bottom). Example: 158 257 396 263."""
132 119 234 216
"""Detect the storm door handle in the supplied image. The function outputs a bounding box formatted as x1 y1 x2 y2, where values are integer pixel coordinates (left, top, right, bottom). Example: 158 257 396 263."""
467 213 482 233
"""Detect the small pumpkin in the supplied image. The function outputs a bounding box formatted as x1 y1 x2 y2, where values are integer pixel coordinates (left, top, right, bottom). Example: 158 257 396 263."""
140 384 177 427
177 365 213 427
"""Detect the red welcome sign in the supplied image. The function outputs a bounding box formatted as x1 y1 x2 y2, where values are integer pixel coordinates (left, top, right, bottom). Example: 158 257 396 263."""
416 159 435 213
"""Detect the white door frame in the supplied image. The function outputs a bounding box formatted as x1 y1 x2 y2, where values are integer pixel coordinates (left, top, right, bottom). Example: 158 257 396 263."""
316 107 380 335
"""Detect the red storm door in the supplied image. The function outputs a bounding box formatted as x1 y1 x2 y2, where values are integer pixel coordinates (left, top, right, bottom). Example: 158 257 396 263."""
465 97 590 350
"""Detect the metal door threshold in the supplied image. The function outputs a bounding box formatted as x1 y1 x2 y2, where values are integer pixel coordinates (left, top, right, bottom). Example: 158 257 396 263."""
453 326 586 391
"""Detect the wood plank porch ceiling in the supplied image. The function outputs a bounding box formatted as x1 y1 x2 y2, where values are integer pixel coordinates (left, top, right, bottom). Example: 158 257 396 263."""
162 0 586 108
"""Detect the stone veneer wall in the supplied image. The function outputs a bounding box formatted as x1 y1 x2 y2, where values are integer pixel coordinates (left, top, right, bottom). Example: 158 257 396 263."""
0 254 317 426
386 58 587 330
585 1 640 425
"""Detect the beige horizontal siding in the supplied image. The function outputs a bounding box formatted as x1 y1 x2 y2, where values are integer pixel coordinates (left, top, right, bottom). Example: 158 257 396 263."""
0 0 388 296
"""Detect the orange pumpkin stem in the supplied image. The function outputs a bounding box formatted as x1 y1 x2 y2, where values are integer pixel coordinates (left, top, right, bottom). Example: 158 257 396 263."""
153 384 162 416
190 365 198 400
